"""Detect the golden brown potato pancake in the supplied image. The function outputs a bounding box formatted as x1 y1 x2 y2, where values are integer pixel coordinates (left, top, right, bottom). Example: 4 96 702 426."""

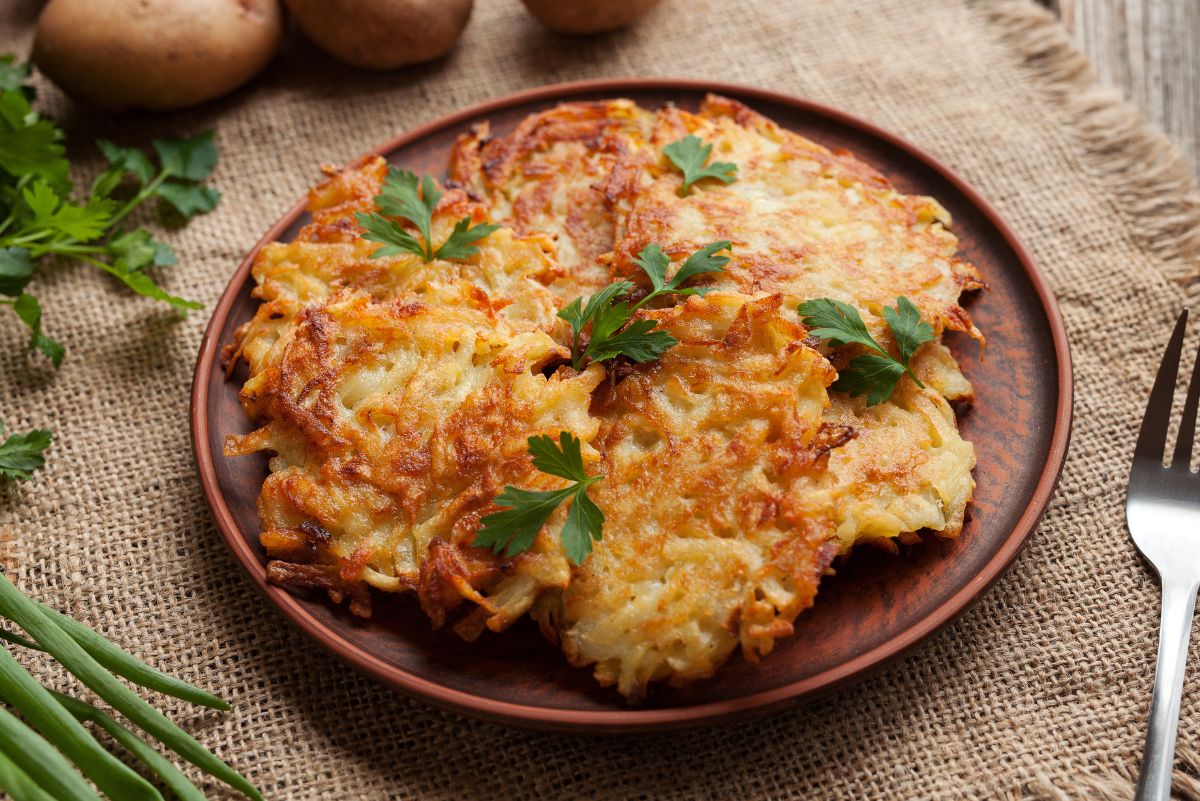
228 93 982 701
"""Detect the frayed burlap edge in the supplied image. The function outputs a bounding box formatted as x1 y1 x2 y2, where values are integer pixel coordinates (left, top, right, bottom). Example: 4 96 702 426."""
980 3 1200 799
981 0 1200 303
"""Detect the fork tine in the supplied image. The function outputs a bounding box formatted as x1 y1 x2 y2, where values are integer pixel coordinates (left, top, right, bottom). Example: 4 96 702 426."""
1136 309 1189 464
1174 333 1200 469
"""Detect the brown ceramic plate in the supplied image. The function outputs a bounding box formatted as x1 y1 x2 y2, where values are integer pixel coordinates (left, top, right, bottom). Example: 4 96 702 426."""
191 79 1072 733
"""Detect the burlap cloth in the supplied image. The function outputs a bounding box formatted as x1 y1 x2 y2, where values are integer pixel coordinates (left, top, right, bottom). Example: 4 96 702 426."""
3 0 1200 798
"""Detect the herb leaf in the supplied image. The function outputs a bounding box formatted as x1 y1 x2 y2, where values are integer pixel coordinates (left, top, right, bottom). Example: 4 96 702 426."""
96 257 201 312
663 135 737 197
0 248 33 297
557 281 634 367
671 239 732 288
474 433 605 565
0 57 32 98
833 354 907 406
152 132 218 182
376 169 440 250
92 140 155 197
881 296 935 363
22 182 113 242
359 168 439 261
472 485 575 558
11 294 64 366
154 182 220 220
433 218 500 261
585 318 676 364
0 421 51 481
0 91 68 190
561 489 604 566
358 168 496 262
631 240 730 310
528 431 589 481
798 296 934 405
356 212 424 259
558 241 730 369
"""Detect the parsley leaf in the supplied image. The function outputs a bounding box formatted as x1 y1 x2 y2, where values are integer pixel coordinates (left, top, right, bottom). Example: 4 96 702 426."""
0 247 33 297
22 182 113 242
154 182 221 220
97 254 201 312
473 433 605 565
0 57 32 99
92 140 155 197
0 91 68 190
585 318 676 364
798 296 934 405
557 241 731 369
434 218 500 261
356 213 424 259
663 135 737 197
153 132 218 182
108 229 176 272
831 353 907 406
10 294 64 366
882 296 935 363
0 420 51 481
356 167 497 262
630 240 730 309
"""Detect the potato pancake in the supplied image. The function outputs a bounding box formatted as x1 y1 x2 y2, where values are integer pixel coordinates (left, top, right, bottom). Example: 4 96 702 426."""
228 95 982 701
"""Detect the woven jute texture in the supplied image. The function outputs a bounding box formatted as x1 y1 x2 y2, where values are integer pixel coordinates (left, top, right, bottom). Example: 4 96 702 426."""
3 0 1200 798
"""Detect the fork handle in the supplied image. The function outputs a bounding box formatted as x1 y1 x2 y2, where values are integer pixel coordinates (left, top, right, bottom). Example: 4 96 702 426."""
1136 575 1200 801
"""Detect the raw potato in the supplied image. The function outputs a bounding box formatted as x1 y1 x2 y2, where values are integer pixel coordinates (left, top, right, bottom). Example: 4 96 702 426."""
285 0 474 71
520 0 662 34
32 0 283 111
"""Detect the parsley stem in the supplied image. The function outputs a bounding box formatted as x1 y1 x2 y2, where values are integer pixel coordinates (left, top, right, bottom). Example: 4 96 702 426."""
28 244 105 258
107 171 169 230
904 367 926 389
0 230 53 248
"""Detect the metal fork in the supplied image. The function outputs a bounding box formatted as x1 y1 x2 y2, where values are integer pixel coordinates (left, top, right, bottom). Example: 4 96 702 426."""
1127 309 1200 800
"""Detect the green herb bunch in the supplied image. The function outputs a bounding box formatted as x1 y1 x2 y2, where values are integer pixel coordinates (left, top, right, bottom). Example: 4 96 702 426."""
0 58 218 366
0 56 220 481
0 572 258 801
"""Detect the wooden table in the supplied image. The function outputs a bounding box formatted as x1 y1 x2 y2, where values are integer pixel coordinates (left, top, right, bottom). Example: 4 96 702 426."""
1046 0 1200 176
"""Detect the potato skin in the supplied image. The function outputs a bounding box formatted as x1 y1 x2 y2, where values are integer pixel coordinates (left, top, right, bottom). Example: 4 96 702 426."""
32 0 284 111
520 0 662 34
285 0 474 71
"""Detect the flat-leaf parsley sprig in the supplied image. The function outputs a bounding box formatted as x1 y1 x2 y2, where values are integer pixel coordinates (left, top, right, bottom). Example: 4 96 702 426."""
557 240 731 370
0 61 218 366
798 296 935 406
474 432 605 565
663 135 737 197
356 167 499 262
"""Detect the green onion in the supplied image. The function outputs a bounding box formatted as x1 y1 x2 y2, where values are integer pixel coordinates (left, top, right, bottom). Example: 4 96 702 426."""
0 628 41 651
0 644 161 800
38 603 228 710
54 692 207 801
0 574 261 801
0 747 59 801
0 705 99 801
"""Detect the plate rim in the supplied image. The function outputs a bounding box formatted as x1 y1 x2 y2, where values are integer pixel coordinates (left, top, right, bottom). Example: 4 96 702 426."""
190 77 1074 733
